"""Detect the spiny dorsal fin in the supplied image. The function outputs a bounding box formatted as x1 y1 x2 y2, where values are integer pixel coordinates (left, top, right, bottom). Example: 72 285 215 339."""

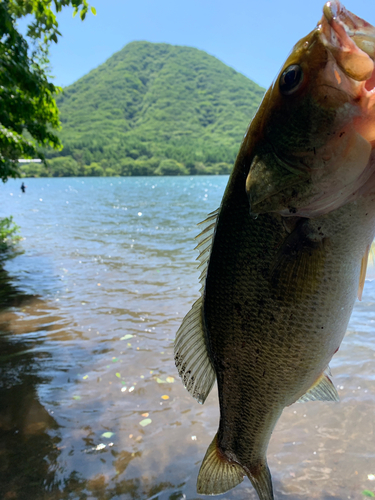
297 367 339 403
195 208 220 292
174 209 219 404
197 434 245 495
358 244 370 301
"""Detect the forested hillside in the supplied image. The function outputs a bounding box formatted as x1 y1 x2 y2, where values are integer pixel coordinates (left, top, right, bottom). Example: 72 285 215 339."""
22 41 265 177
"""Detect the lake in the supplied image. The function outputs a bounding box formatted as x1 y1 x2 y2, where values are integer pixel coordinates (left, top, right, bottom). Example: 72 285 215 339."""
0 176 374 500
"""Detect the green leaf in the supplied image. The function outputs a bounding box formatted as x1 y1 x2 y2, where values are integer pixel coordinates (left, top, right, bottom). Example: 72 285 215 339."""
120 334 133 340
363 491 375 498
73 8 78 18
91 6 97 15
115 373 121 378
139 418 152 427
101 432 114 438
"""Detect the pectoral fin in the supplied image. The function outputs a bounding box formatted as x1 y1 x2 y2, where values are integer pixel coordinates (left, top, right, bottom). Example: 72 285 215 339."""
271 219 327 300
297 367 339 403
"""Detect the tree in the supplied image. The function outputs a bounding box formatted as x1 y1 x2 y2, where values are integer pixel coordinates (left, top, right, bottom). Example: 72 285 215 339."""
48 156 79 176
155 158 189 176
0 0 95 182
83 162 104 176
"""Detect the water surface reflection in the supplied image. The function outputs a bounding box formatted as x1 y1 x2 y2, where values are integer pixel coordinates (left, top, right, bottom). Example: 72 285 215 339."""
0 264 61 499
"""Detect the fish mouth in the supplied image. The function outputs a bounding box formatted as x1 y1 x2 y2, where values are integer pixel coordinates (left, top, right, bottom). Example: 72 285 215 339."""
320 1 375 91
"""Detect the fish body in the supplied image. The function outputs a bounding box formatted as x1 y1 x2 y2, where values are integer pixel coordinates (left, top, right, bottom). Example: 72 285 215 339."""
175 2 375 500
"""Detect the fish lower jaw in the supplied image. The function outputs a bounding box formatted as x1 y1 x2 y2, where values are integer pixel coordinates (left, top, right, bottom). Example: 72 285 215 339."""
320 3 375 82
364 67 375 93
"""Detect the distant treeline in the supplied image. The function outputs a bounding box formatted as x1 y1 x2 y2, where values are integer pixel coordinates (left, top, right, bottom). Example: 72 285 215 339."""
21 156 233 177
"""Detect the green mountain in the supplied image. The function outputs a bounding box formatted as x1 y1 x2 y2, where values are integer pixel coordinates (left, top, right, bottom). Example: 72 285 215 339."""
23 41 265 177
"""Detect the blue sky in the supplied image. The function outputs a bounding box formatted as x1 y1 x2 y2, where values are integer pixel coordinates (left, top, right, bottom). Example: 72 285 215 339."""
22 0 375 89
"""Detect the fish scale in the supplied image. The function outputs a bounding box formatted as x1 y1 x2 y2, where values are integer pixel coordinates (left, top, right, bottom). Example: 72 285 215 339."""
175 2 375 499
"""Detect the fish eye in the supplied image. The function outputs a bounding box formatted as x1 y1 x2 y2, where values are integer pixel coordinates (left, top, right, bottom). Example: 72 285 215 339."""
279 64 304 95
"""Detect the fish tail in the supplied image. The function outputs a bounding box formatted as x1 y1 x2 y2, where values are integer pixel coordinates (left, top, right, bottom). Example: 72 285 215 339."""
246 461 274 500
196 433 245 495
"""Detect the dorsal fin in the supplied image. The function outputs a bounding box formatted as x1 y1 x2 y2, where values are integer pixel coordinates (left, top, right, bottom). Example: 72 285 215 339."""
297 367 339 403
174 209 219 404
358 244 370 301
195 209 220 291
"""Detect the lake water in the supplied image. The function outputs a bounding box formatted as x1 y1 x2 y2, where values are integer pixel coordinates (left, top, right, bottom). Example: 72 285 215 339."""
0 176 374 500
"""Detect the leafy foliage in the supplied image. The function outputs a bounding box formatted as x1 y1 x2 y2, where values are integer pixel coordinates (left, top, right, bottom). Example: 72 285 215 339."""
7 0 93 44
0 1 60 180
0 0 94 182
155 159 189 176
0 216 21 252
31 41 265 177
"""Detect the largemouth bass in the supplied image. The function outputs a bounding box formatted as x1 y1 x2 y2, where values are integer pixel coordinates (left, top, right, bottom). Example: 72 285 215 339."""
174 2 375 499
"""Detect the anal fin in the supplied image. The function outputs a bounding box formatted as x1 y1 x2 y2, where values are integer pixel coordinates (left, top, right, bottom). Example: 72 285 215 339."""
358 244 370 301
297 367 339 403
197 434 245 495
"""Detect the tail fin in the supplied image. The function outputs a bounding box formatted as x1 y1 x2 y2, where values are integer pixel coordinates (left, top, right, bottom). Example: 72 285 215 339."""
196 434 244 495
197 433 274 500
247 462 274 500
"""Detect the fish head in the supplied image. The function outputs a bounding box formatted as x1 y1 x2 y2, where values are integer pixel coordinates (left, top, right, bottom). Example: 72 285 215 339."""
245 1 375 218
